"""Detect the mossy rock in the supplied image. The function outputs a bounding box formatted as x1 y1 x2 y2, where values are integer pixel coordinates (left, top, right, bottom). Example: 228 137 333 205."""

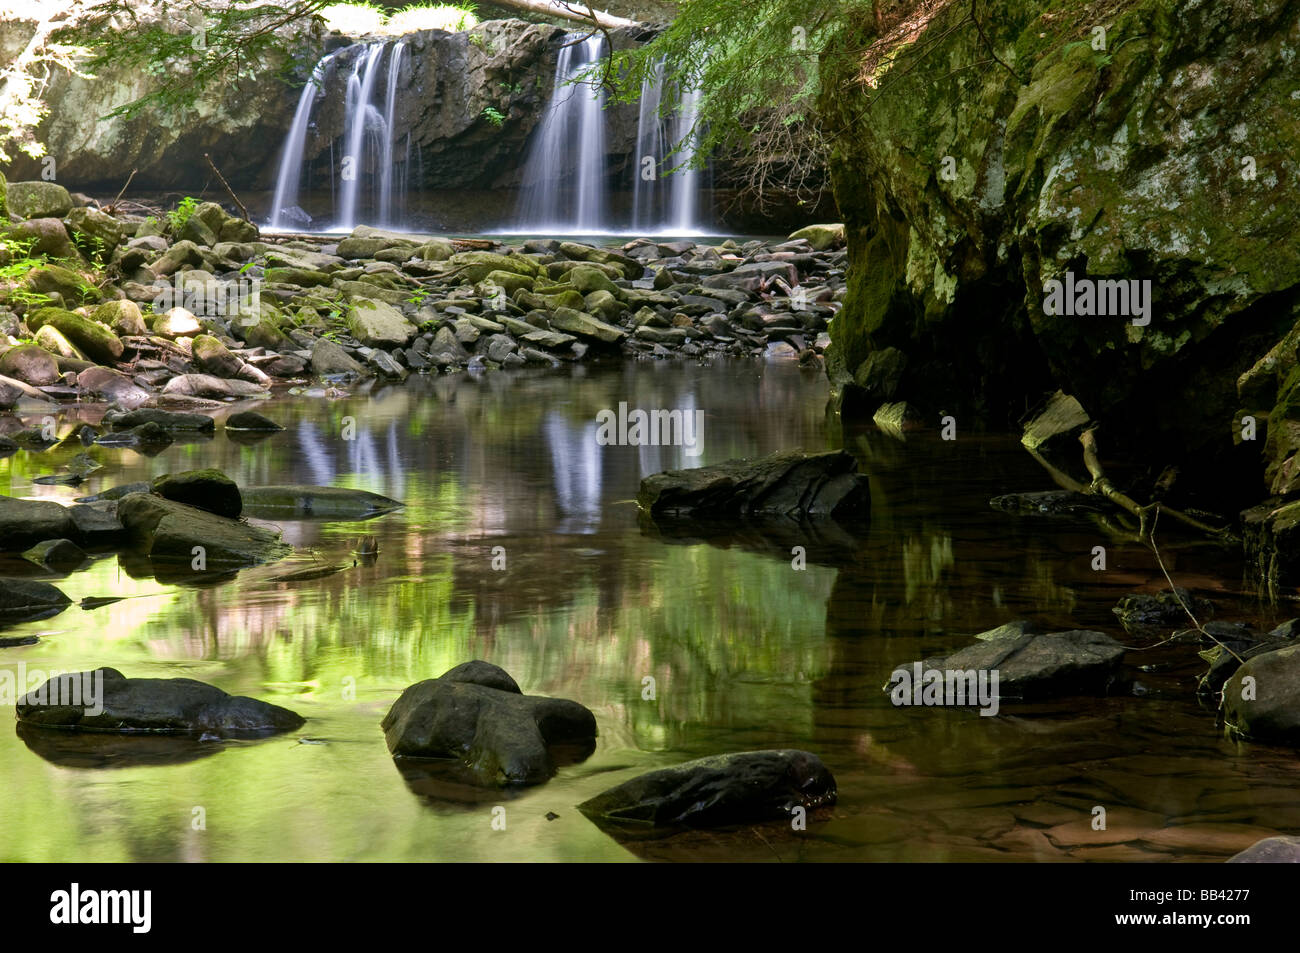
5 181 72 220
26 308 122 365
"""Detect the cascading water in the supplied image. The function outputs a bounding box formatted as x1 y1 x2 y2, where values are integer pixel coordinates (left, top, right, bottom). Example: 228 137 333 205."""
516 34 610 233
268 52 335 230
268 40 408 232
631 59 708 235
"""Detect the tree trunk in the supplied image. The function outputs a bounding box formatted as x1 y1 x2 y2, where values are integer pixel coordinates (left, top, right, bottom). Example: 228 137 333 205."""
490 0 640 30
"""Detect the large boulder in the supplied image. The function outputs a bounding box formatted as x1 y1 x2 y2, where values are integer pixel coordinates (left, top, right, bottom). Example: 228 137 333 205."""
5 181 72 219
16 667 304 736
548 307 626 344
349 297 417 348
577 750 837 830
116 492 289 568
310 338 366 376
381 661 597 786
27 308 122 364
0 495 77 549
76 366 149 406
152 469 242 518
638 449 871 521
6 218 78 260
0 343 59 386
1223 643 1300 744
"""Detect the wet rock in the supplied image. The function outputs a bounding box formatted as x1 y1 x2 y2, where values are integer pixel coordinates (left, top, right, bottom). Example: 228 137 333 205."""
116 492 289 568
577 750 837 831
548 307 626 345
16 667 304 736
381 661 597 786
0 343 59 385
66 503 125 547
239 485 403 521
152 468 242 518
1223 643 1300 744
225 411 282 432
192 334 243 378
0 373 56 409
0 577 72 625
988 489 1109 516
1227 835 1300 863
105 408 214 432
1199 621 1298 695
896 630 1127 701
21 538 88 572
1113 589 1213 635
310 337 366 376
974 620 1049 641
74 481 151 503
638 449 870 521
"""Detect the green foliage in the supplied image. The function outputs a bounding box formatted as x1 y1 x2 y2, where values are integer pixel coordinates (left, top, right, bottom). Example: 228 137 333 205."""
480 105 505 127
166 196 200 233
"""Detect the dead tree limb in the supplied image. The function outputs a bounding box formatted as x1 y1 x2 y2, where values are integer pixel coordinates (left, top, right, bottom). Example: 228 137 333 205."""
204 153 250 222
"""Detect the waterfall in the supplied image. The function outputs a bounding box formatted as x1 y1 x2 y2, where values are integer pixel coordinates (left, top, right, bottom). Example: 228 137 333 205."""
516 34 609 233
268 53 334 230
379 42 406 226
337 42 387 230
630 61 707 235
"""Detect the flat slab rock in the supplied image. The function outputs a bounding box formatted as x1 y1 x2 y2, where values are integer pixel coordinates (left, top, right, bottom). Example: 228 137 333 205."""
16 667 304 736
381 660 596 786
637 449 870 521
577 750 837 831
116 491 290 568
896 629 1128 701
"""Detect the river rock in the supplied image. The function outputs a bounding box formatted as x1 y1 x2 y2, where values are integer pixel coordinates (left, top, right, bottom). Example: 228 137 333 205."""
162 373 266 399
152 468 242 518
93 299 148 337
16 667 304 736
104 408 215 432
27 308 122 364
0 577 72 625
0 495 77 549
0 343 59 386
381 660 597 786
310 337 366 376
349 297 417 348
787 224 845 250
1113 589 1213 635
77 366 149 405
6 181 72 219
577 750 838 830
192 334 243 377
1223 643 1300 744
116 492 289 568
1227 835 1300 863
239 485 403 521
548 307 626 344
638 449 871 521
225 411 282 432
21 538 88 572
895 630 1127 701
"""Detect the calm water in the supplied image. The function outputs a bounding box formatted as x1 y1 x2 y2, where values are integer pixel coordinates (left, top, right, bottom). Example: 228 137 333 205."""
2 357 1298 862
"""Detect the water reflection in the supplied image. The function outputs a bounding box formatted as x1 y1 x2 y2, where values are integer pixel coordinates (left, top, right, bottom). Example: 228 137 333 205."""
0 359 1296 862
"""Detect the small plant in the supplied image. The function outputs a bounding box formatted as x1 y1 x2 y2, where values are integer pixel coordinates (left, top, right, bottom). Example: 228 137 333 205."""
468 32 485 50
499 81 522 95
481 106 504 127
166 196 200 233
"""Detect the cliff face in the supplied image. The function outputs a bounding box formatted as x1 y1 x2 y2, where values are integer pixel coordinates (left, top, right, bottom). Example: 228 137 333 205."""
822 0 1300 498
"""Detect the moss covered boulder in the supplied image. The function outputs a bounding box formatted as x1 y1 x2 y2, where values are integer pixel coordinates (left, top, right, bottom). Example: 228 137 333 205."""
27 308 122 365
6 181 72 220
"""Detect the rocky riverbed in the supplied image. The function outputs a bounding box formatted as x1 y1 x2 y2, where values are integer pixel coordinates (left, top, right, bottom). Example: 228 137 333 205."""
0 176 844 419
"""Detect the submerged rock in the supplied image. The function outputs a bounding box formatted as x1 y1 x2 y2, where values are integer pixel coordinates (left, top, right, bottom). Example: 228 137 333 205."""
0 577 72 625
638 449 870 521
1227 835 1300 863
1113 589 1213 635
16 667 304 736
577 750 837 831
894 630 1127 701
21 538 88 572
381 660 597 786
239 485 403 520
225 411 283 432
103 408 215 432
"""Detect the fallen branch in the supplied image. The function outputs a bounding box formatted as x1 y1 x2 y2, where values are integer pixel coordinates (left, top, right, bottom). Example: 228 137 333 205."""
104 168 137 214
204 153 250 222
